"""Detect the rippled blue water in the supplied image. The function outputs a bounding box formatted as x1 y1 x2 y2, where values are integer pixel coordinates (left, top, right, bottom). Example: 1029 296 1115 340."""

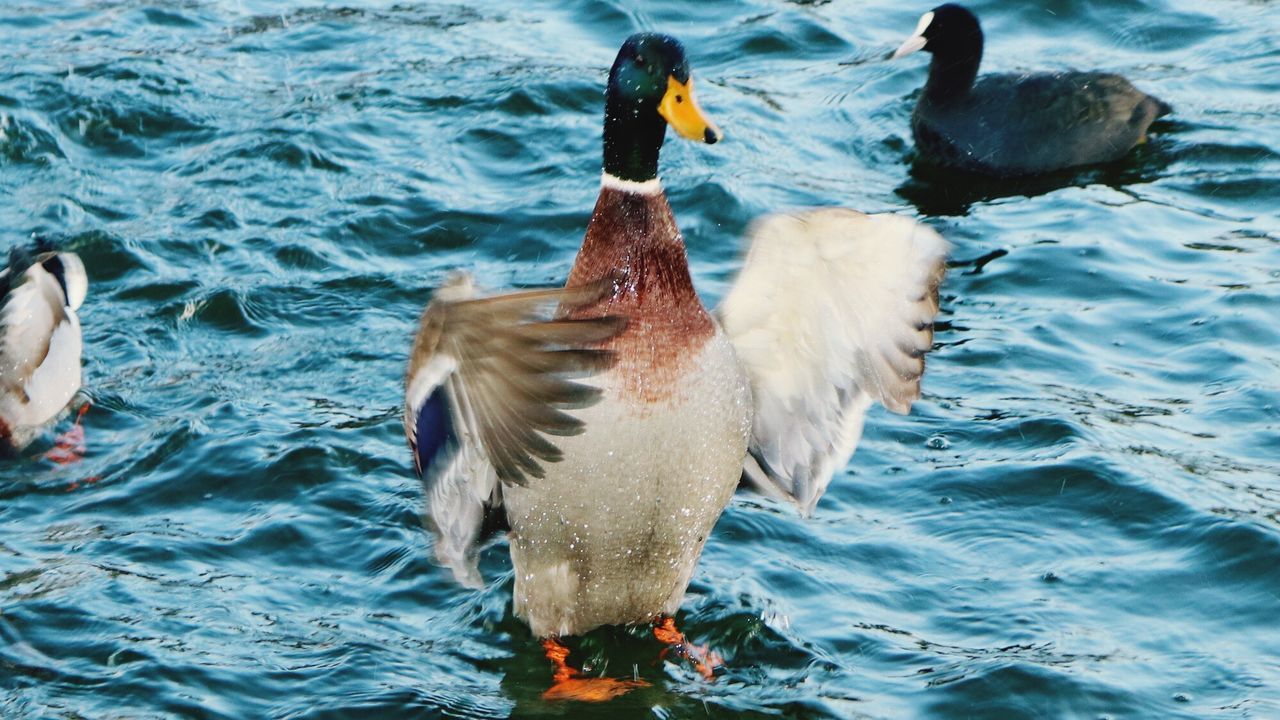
1 1 1277 717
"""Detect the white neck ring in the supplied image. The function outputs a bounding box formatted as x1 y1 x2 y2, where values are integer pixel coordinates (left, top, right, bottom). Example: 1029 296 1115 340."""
600 172 662 195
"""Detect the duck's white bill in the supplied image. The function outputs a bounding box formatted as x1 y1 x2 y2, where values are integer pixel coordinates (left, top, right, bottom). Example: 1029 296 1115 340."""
891 35 927 60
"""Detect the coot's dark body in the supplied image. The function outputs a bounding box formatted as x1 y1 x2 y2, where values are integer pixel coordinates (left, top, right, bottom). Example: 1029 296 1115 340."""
896 4 1171 177
913 71 1172 176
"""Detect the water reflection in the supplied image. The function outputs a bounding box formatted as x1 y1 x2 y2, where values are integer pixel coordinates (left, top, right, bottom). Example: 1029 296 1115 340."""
896 131 1175 217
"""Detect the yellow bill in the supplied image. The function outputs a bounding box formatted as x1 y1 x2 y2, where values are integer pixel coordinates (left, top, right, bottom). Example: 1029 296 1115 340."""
658 76 722 144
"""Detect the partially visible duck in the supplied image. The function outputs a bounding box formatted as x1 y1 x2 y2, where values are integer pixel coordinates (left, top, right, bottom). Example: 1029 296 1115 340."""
0 241 87 455
892 3 1171 176
405 32 948 698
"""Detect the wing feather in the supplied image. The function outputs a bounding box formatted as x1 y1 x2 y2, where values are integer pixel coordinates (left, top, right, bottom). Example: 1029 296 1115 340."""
719 209 947 515
0 249 86 442
403 273 623 585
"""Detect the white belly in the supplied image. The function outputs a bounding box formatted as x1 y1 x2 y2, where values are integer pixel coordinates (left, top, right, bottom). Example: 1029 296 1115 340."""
503 329 752 636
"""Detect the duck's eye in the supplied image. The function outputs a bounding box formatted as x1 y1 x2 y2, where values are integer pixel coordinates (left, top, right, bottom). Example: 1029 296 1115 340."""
634 54 646 68
675 95 683 104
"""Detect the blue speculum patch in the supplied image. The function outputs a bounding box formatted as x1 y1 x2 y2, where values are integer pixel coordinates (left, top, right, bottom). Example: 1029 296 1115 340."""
414 384 456 475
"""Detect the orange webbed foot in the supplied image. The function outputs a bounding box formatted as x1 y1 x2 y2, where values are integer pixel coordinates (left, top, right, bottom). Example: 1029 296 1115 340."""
654 616 723 681
540 637 648 702
44 403 90 466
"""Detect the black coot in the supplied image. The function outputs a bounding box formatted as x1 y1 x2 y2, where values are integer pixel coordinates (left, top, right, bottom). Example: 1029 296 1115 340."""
892 4 1171 177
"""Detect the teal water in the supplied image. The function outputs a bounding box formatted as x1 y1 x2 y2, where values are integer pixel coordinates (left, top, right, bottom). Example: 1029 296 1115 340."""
2 1 1278 717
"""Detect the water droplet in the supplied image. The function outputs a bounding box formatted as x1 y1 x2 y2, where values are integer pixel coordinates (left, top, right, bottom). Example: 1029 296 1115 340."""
925 435 950 450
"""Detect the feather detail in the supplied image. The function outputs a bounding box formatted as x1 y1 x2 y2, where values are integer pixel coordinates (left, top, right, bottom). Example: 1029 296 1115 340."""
0 245 87 452
403 273 625 585
719 209 947 515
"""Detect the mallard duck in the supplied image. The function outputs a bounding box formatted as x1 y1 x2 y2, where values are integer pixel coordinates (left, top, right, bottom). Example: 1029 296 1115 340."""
892 3 1171 176
405 32 947 695
0 241 87 455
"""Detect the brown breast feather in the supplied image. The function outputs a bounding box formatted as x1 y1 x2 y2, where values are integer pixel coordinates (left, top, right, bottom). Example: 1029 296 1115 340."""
564 187 714 404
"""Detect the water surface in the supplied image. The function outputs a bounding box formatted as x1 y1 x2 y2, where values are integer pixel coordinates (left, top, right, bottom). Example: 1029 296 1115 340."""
1 1 1278 717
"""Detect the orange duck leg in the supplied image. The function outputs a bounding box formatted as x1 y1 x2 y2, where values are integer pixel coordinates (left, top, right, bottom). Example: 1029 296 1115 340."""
540 637 649 702
44 403 89 465
654 616 722 680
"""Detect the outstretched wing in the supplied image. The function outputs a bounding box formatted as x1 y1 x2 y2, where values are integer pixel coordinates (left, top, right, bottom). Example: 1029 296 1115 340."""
403 274 624 586
718 209 947 515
